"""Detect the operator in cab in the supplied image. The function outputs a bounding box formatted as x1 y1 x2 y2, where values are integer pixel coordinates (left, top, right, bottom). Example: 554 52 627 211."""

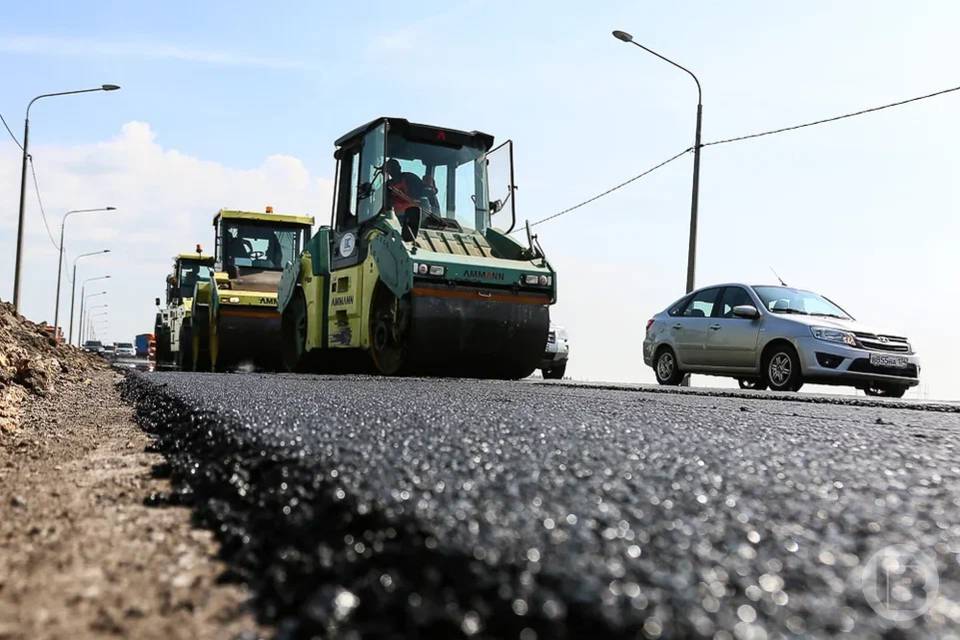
385 158 443 223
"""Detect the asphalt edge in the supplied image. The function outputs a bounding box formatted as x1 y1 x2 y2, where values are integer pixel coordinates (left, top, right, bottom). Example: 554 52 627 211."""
116 371 611 640
531 380 960 413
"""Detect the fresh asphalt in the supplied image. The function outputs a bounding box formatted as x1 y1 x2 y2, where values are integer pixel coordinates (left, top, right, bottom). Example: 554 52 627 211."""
122 372 960 639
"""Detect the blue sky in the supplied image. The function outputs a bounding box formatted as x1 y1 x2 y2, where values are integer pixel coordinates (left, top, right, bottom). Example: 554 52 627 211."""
1 1 958 398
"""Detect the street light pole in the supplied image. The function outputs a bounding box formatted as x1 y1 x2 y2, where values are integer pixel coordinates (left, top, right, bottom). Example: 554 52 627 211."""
80 298 107 345
54 207 116 338
68 250 110 344
12 84 120 311
75 275 110 345
612 30 702 293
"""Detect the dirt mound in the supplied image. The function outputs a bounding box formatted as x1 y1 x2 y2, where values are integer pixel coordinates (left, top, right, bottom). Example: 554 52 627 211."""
0 300 105 430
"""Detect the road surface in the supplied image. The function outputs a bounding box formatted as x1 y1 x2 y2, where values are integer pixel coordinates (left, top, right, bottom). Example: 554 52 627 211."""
122 372 960 639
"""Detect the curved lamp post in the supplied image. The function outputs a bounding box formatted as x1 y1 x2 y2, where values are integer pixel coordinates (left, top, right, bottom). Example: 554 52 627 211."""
68 250 109 344
75 275 110 345
612 30 702 294
12 84 120 310
79 293 107 345
54 207 116 336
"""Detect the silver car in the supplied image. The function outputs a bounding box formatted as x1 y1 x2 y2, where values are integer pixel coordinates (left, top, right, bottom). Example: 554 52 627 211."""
643 284 920 397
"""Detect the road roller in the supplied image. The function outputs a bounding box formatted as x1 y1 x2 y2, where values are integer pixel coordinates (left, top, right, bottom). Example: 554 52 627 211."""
277 117 556 378
154 248 214 370
192 208 314 371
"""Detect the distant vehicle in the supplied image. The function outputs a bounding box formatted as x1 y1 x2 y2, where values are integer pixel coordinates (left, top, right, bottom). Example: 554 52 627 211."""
643 283 920 398
102 344 117 359
540 323 569 379
82 340 104 354
114 342 136 358
135 333 154 358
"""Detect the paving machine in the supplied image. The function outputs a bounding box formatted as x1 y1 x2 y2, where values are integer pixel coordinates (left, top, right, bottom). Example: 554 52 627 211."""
154 249 214 369
193 208 314 371
278 117 556 378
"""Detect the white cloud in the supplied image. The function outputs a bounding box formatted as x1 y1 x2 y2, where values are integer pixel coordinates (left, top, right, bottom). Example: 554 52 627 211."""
0 34 304 69
0 121 331 345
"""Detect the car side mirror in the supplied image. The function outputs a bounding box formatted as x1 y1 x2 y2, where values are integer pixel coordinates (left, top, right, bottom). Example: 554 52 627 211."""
732 304 760 319
154 297 160 306
401 206 422 242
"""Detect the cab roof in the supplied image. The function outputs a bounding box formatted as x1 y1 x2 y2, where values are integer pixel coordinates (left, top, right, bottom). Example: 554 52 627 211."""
213 209 314 227
334 117 495 153
176 252 215 263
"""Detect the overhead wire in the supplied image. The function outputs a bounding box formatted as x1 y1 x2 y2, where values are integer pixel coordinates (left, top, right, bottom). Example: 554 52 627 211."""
27 155 60 252
518 147 692 231
522 83 960 230
0 111 23 150
702 84 960 148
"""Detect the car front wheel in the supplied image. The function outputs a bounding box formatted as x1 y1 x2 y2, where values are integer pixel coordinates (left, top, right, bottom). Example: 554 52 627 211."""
655 348 684 386
763 345 803 392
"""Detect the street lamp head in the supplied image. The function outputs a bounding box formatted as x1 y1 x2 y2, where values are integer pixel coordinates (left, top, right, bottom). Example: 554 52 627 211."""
106 206 116 211
612 30 634 43
102 249 111 254
101 84 121 91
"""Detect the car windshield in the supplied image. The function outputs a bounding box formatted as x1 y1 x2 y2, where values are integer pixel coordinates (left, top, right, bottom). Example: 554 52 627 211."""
84 341 102 348
178 260 212 297
117 343 133 348
753 286 852 319
222 222 305 271
384 131 488 232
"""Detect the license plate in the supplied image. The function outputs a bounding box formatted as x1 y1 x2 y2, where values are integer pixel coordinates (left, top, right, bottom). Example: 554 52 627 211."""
870 353 908 368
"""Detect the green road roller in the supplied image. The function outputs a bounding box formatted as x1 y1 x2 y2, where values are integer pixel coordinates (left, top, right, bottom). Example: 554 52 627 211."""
192 208 314 371
278 117 556 378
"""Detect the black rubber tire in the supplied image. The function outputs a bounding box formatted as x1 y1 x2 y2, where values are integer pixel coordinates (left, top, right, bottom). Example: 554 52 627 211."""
864 384 908 398
738 378 768 391
369 285 408 376
542 363 567 380
281 291 309 373
762 344 803 392
654 347 684 385
176 326 194 372
192 307 211 372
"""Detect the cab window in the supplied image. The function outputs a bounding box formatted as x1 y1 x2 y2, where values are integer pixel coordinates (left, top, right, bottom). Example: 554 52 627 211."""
335 149 359 231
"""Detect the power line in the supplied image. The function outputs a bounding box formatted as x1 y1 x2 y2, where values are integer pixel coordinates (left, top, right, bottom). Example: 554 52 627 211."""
702 84 960 148
0 111 23 150
521 83 960 231
519 147 692 230
27 155 61 252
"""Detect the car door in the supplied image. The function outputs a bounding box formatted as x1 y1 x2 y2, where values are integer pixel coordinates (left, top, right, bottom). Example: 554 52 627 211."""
704 286 762 370
672 287 721 367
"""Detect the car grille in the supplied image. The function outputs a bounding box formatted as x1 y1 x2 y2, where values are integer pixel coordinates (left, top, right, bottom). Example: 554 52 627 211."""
847 358 918 379
853 332 911 353
547 330 556 345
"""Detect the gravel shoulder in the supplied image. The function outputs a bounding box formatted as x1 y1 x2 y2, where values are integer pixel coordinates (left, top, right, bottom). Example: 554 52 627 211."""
0 368 261 639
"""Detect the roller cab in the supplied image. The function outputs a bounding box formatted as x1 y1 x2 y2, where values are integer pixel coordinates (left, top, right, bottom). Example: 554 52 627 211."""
278 117 556 379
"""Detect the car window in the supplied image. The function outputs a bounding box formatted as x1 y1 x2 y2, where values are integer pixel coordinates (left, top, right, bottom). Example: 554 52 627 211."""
681 288 719 318
718 287 755 318
667 295 692 317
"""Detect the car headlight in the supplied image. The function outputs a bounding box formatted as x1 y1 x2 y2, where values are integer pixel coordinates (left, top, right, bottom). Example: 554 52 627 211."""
810 326 857 347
